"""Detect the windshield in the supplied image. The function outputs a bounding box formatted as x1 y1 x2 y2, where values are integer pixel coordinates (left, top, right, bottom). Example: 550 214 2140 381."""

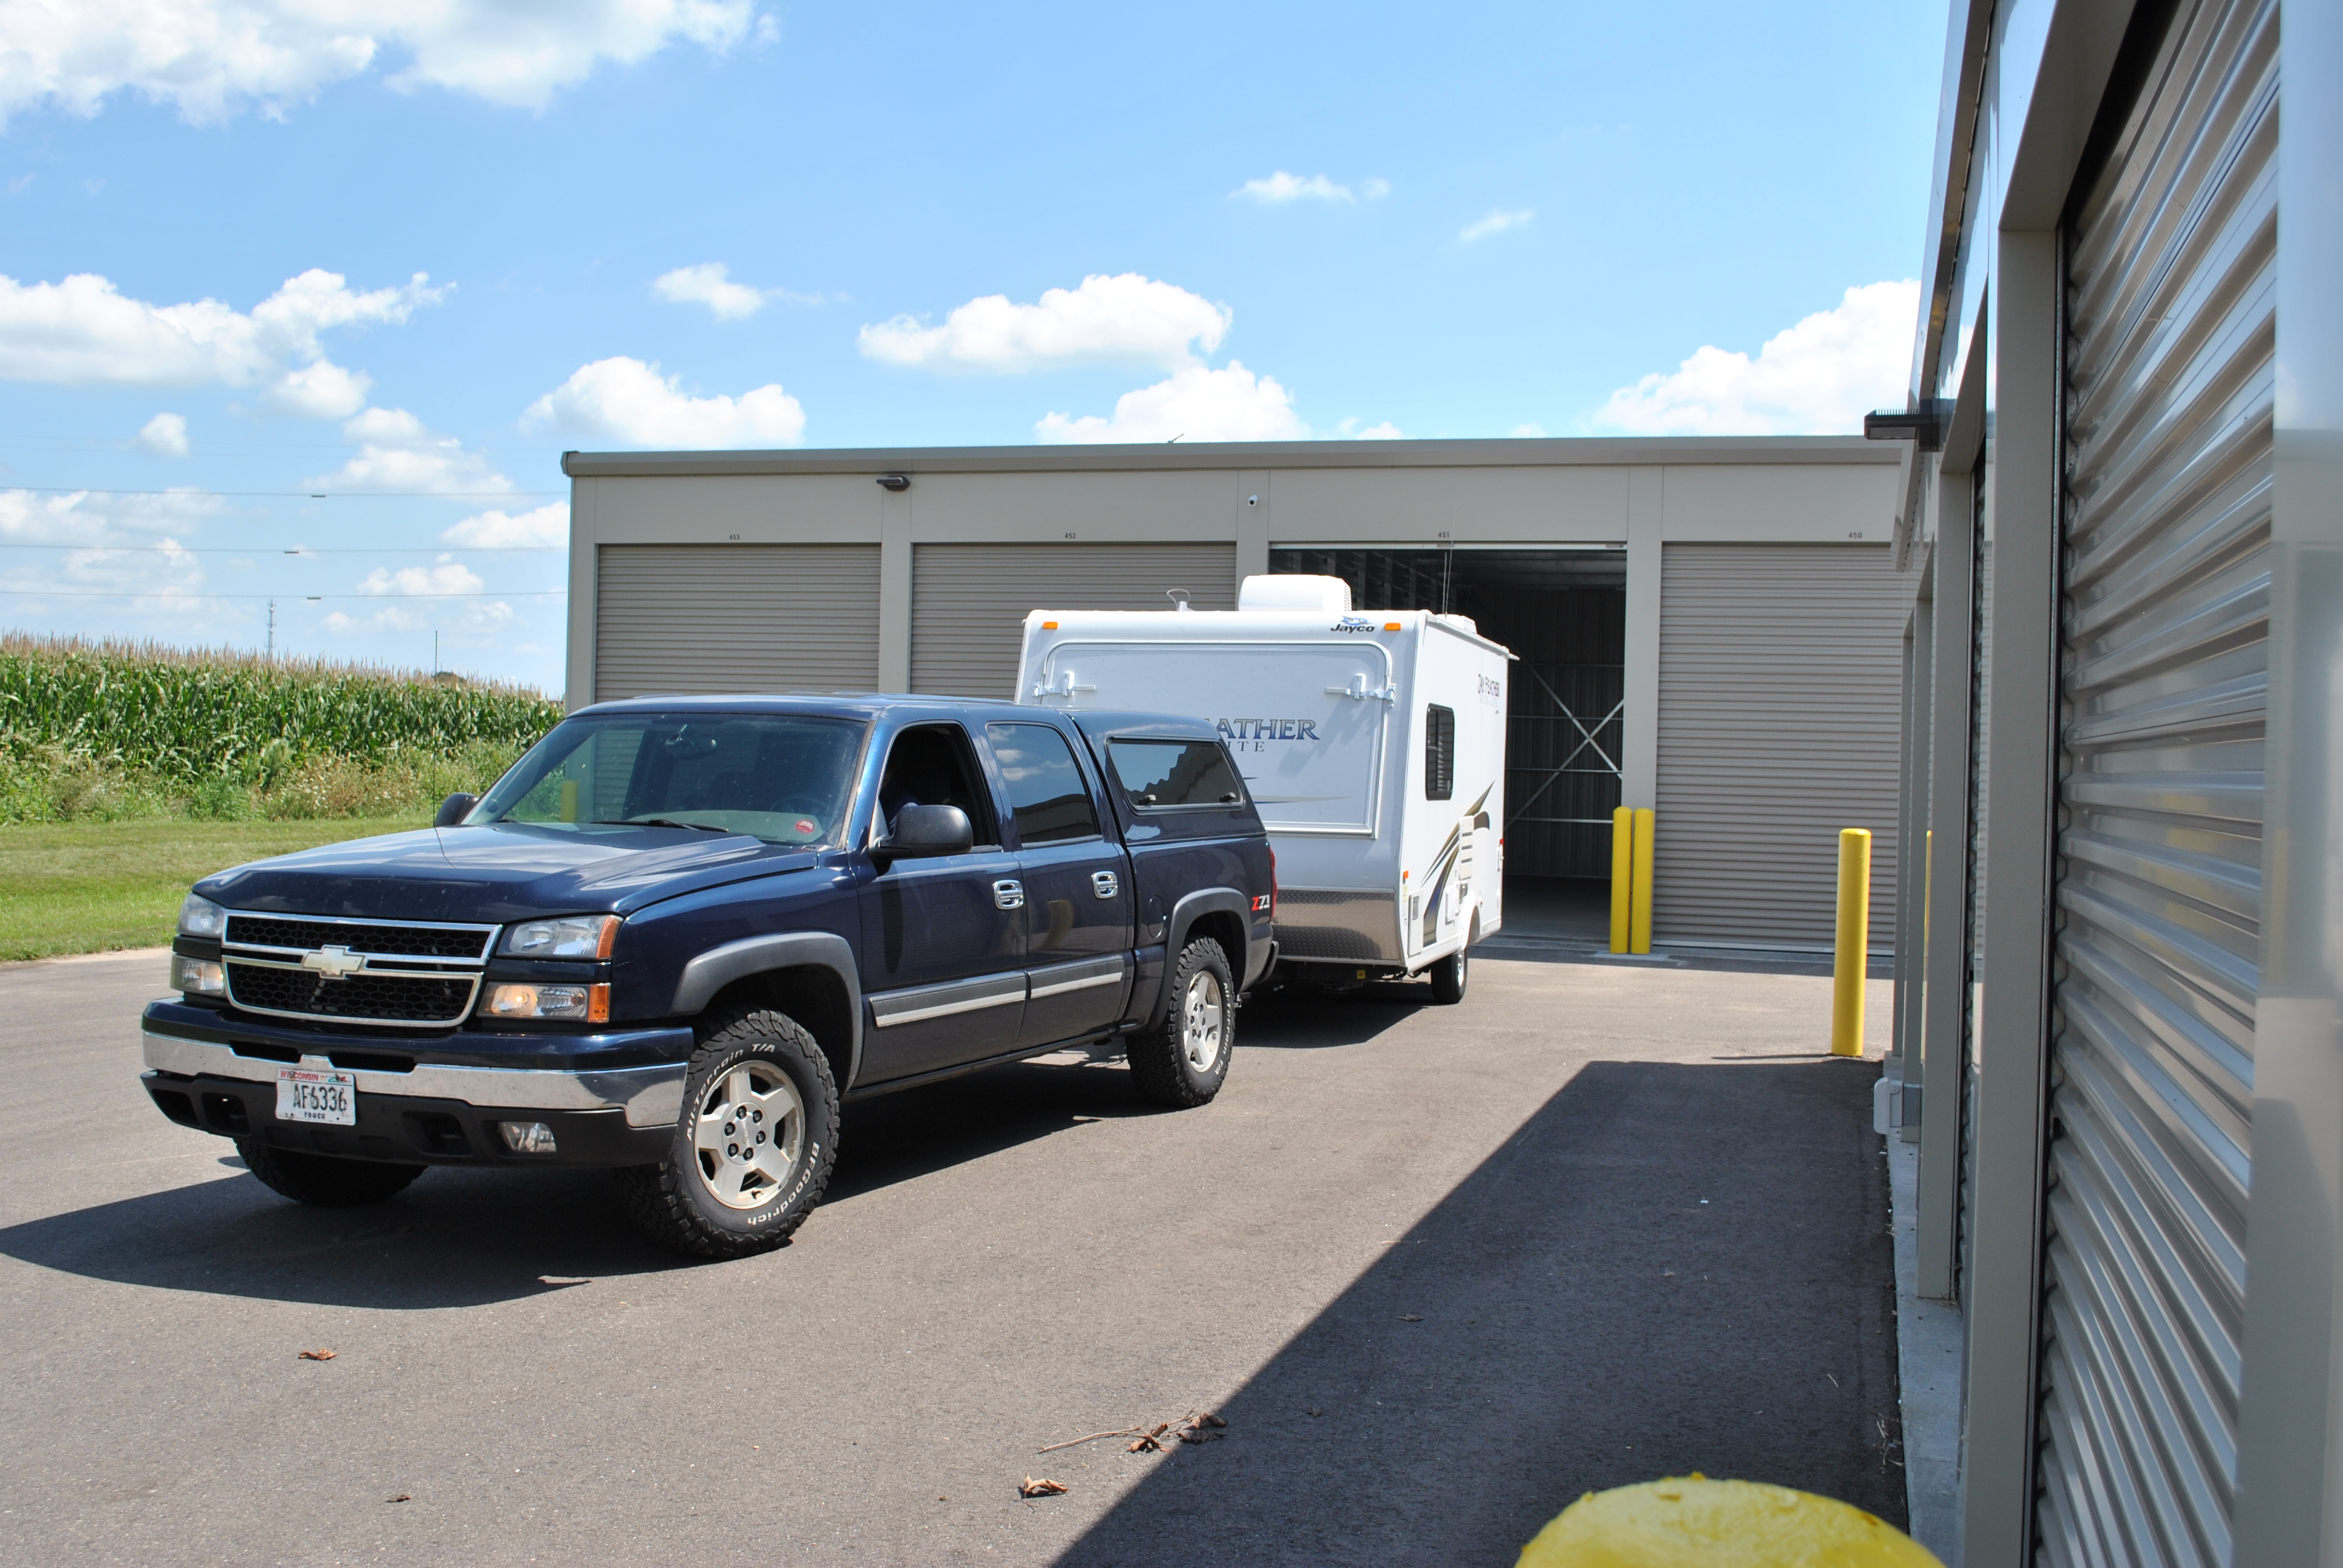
472 713 867 846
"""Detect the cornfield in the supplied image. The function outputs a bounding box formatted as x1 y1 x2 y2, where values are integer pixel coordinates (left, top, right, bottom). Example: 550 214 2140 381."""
0 633 563 780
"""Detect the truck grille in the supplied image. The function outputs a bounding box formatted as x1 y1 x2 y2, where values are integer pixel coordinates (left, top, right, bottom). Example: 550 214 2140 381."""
223 913 493 961
220 910 498 1028
224 963 479 1025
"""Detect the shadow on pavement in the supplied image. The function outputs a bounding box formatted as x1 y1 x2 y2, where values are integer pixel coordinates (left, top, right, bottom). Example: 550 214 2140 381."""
0 991 1467 1308
0 1162 680 1309
1053 1055 1903 1568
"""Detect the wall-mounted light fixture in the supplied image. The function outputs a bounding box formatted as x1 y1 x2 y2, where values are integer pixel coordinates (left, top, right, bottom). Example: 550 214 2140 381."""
877 474 911 492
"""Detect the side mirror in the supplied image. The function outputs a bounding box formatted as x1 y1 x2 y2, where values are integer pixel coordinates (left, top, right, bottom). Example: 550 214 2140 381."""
434 791 479 829
871 803 974 864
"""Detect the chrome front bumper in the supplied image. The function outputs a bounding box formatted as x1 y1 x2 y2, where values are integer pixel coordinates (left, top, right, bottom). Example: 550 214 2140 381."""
140 1029 689 1129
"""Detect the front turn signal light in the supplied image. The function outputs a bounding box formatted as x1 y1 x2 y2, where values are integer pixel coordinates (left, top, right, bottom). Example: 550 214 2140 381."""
171 954 225 996
482 981 609 1022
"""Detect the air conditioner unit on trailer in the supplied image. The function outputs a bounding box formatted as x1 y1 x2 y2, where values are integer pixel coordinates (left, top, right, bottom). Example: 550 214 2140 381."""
1015 573 1509 984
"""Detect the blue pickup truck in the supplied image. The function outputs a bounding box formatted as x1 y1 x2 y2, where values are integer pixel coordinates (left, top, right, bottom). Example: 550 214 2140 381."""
140 695 1276 1258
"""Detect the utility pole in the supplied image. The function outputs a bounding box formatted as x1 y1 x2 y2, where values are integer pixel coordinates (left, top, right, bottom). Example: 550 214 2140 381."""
434 632 439 675
266 599 275 660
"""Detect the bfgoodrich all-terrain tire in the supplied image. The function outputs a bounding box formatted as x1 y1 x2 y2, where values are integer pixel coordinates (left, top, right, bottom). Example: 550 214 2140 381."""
236 1140 425 1207
1429 947 1469 1005
1127 936 1236 1109
616 1008 839 1260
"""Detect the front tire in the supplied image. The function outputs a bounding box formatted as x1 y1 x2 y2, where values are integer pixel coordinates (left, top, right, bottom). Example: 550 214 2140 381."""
236 1140 424 1207
1128 936 1235 1108
616 1009 839 1259
1429 947 1469 1005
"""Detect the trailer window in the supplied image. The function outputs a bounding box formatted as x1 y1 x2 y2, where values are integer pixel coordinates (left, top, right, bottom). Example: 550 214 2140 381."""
986 722 1101 844
1424 705 1455 800
1106 738 1245 811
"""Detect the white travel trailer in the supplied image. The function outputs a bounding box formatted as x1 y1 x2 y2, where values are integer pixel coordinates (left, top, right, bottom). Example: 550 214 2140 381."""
1015 574 1508 999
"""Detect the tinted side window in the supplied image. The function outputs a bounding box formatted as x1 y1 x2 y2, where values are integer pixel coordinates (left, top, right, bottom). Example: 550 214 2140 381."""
1107 738 1244 809
1425 705 1455 800
986 722 1101 844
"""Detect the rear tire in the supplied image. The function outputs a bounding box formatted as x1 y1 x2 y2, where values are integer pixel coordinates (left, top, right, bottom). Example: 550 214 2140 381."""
1128 936 1235 1108
236 1140 424 1207
1429 947 1469 1005
616 1008 839 1260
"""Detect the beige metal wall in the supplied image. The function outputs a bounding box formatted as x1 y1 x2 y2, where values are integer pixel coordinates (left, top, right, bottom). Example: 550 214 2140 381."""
908 543 1237 699
1652 541 1912 947
593 543 882 699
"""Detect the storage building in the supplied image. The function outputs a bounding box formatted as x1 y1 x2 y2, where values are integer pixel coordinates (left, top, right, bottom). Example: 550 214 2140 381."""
562 436 1911 953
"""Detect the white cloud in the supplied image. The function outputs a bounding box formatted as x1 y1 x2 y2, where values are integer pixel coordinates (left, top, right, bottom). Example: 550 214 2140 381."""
1459 207 1533 244
654 262 773 321
859 273 1230 374
136 411 188 455
308 406 514 494
1037 362 1304 445
0 1 758 125
359 555 486 596
0 267 439 417
1510 422 1548 438
1591 279 1922 436
0 488 221 610
524 356 804 448
1233 171 1381 204
1339 418 1404 440
442 501 568 549
0 485 221 546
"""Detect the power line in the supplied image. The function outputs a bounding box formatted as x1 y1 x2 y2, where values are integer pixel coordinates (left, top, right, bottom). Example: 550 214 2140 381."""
0 542 565 553
0 485 565 498
0 587 567 600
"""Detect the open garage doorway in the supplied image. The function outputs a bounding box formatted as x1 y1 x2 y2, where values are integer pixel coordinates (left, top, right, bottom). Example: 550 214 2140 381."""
1268 547 1626 942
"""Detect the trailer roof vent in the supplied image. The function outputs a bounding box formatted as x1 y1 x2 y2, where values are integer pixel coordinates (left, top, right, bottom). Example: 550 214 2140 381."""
1237 574 1353 614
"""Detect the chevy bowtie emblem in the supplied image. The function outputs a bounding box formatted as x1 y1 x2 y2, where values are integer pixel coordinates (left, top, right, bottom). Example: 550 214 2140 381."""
301 945 367 981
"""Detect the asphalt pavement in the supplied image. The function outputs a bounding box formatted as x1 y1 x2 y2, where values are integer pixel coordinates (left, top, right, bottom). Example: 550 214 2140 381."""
0 946 1898 1566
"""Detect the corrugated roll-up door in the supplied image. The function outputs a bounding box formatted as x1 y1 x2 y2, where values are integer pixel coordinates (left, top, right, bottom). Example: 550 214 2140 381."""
2039 1 2273 1563
910 543 1237 699
595 544 882 701
1959 502 1993 1303
1653 543 1907 947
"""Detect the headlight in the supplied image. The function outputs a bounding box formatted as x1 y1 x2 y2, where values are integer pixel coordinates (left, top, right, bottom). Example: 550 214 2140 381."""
482 982 609 1022
178 893 226 939
171 954 225 996
499 914 619 959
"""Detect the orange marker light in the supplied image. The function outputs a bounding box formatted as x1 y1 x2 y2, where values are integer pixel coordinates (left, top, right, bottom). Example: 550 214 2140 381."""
1041 621 1058 630
1384 622 1402 631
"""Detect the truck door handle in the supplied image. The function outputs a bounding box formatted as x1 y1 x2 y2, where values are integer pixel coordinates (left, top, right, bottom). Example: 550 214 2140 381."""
1091 871 1119 900
994 880 1026 910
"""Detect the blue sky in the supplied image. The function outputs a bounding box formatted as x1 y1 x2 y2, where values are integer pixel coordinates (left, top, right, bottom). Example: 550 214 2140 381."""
0 2 1947 692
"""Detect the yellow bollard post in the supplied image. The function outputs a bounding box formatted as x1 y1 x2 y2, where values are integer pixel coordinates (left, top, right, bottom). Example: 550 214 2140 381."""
1630 807 1656 955
1832 828 1872 1056
1609 806 1634 953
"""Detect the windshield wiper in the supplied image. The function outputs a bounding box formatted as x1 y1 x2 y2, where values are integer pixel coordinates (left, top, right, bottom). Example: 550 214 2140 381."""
603 817 732 834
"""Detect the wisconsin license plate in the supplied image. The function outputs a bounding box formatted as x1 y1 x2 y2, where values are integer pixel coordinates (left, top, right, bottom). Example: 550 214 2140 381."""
275 1065 356 1126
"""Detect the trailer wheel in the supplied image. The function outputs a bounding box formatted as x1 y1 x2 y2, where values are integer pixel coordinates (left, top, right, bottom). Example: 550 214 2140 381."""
1128 936 1235 1108
1429 947 1469 1005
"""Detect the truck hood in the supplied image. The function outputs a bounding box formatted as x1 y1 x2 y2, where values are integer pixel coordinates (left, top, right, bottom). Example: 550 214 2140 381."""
195 822 822 924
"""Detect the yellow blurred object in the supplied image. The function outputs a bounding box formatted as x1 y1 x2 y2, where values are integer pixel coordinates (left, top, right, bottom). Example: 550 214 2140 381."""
560 779 579 824
1518 1475 1944 1567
